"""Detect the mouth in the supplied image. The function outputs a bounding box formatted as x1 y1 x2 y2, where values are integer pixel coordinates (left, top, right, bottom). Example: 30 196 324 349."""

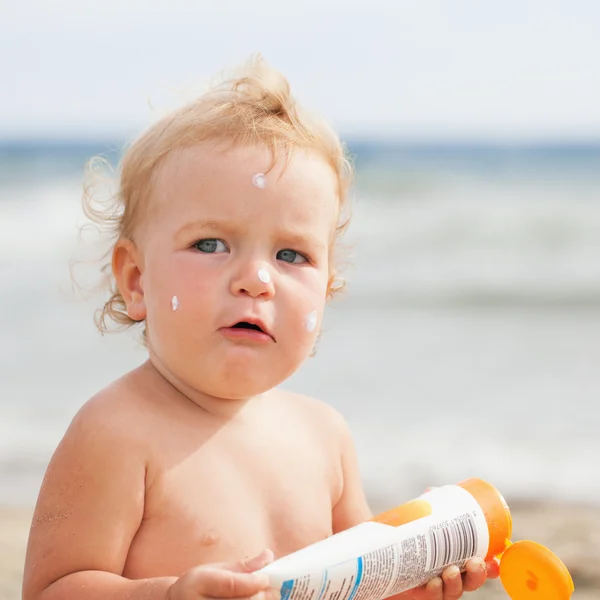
220 319 275 343
232 321 265 333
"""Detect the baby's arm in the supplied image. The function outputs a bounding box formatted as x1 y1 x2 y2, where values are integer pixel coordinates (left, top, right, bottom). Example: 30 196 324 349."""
22 395 273 600
331 417 373 533
22 395 175 600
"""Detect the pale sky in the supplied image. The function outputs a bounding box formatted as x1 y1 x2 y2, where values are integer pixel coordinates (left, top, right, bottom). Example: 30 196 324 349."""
1 0 600 140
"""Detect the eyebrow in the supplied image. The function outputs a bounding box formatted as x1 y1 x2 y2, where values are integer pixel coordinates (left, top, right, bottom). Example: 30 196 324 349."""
280 231 327 254
175 219 238 239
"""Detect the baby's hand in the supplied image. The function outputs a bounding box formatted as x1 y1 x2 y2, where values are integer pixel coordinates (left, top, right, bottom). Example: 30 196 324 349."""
404 557 500 600
167 549 275 600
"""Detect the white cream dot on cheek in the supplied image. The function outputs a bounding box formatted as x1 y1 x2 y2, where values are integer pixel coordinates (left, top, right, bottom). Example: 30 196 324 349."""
171 295 179 311
252 173 266 189
304 310 318 333
257 268 271 284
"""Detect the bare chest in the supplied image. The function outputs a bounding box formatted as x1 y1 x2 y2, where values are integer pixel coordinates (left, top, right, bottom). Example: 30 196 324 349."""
123 427 339 578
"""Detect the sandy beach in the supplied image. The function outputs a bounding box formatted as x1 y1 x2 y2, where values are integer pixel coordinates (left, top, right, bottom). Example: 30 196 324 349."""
2 500 598 600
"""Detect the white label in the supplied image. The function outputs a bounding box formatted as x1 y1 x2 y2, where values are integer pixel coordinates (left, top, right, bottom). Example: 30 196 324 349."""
263 485 490 600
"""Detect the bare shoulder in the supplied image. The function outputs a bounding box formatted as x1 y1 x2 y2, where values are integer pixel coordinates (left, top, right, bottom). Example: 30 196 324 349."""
34 362 155 515
272 388 351 438
23 364 155 597
268 389 355 473
68 363 158 445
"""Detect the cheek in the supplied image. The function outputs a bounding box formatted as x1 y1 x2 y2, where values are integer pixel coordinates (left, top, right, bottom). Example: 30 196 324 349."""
146 254 219 318
287 268 328 334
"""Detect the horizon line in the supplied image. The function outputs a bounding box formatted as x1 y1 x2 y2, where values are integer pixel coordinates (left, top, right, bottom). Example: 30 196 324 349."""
2 136 600 150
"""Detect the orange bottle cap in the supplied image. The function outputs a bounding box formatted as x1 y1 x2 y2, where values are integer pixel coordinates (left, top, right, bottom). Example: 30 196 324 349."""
499 540 574 600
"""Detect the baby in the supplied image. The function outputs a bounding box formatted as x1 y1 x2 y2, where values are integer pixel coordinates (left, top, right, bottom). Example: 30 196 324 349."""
22 56 498 600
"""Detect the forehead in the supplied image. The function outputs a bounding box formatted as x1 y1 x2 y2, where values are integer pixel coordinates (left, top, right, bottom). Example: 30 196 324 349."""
148 143 339 234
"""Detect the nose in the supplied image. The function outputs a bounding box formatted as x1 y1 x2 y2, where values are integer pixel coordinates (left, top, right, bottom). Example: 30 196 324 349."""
230 261 276 299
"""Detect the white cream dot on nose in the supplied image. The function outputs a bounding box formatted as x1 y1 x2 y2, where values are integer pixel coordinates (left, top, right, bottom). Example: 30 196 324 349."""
171 296 179 311
257 268 271 284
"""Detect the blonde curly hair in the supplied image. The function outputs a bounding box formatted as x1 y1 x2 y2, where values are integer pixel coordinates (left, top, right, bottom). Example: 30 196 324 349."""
83 54 354 337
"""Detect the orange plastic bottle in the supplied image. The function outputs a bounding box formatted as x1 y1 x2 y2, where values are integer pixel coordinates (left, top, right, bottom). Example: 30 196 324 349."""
373 478 574 600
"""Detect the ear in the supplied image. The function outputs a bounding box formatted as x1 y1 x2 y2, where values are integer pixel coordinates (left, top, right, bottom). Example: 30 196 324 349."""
112 239 146 321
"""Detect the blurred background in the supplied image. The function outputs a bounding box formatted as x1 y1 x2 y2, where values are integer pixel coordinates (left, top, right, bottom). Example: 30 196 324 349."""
1 1 600 598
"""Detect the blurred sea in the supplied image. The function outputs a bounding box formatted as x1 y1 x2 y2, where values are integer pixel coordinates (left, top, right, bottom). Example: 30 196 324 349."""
1 140 600 510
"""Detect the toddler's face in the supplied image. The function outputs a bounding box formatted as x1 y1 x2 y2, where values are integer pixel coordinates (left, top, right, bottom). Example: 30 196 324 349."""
133 143 338 400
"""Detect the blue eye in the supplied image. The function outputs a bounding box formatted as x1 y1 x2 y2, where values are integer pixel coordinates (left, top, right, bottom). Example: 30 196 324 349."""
193 239 228 253
277 249 307 264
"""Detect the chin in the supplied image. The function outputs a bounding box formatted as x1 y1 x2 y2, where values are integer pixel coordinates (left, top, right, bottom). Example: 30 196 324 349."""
209 356 304 400
210 369 282 400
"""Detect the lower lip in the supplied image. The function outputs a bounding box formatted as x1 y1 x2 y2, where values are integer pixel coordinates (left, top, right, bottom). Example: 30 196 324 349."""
219 327 273 344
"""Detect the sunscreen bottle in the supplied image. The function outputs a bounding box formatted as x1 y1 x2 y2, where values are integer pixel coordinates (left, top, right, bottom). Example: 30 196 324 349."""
261 478 574 600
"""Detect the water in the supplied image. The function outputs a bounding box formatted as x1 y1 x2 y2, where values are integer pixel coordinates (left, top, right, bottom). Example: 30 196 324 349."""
1 140 600 509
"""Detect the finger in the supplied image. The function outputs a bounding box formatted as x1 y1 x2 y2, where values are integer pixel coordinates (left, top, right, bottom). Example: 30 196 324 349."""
236 549 275 573
486 558 500 579
256 589 280 600
210 590 279 600
462 558 487 592
441 565 463 600
197 568 271 598
208 550 274 574
422 576 443 600
243 590 280 600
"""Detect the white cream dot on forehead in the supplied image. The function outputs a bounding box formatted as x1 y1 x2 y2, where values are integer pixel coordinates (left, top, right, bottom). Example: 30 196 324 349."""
171 296 179 311
257 268 271 284
252 173 266 189
304 310 317 333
